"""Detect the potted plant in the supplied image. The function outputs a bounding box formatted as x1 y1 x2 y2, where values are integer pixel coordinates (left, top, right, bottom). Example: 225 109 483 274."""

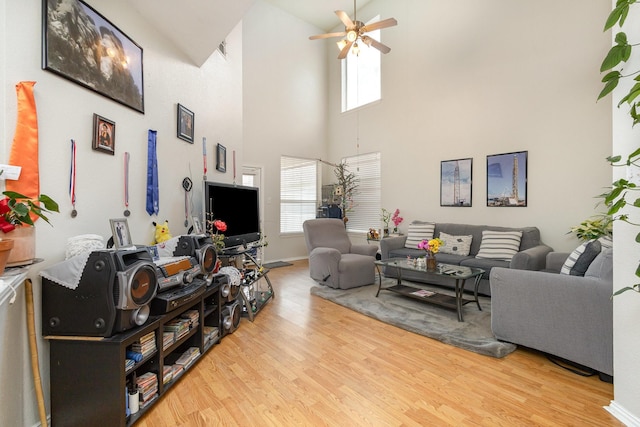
568 214 613 242
0 190 59 265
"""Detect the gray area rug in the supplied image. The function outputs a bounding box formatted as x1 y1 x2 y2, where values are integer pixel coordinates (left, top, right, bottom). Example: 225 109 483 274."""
263 261 293 269
310 280 516 358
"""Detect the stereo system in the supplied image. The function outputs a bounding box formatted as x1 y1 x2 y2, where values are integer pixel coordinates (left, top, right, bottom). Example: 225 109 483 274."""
42 248 159 337
170 235 218 286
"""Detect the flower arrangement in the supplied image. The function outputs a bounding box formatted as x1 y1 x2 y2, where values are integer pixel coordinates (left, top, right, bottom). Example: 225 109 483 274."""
418 238 444 254
391 209 403 233
0 191 59 233
206 218 227 253
380 208 391 230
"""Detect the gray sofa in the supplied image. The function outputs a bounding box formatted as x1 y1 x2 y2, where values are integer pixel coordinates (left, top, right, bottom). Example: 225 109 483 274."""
380 223 552 295
490 248 613 379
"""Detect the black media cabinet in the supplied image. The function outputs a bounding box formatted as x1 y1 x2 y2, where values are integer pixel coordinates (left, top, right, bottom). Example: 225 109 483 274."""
46 283 221 427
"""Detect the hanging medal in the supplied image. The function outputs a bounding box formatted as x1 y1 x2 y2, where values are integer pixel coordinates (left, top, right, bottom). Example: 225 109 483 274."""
182 177 192 226
69 139 77 218
123 152 131 217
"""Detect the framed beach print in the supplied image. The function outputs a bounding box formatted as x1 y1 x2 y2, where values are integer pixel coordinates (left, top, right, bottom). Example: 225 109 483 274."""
92 114 115 154
486 151 528 207
440 158 472 207
42 0 144 113
177 103 194 143
110 218 133 249
216 143 227 172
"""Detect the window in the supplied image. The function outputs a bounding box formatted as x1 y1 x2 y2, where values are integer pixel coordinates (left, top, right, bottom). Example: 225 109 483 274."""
342 19 381 112
343 152 381 233
280 156 318 234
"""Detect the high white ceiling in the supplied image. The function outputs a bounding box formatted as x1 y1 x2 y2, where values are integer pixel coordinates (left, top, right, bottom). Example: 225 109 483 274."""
127 0 373 66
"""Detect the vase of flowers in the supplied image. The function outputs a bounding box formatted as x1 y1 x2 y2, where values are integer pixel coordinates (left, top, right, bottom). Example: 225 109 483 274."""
391 209 403 234
206 218 227 254
418 238 444 272
0 191 59 266
381 208 391 237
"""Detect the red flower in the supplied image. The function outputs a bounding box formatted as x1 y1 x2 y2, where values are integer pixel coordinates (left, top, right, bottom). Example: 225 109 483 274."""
213 220 227 233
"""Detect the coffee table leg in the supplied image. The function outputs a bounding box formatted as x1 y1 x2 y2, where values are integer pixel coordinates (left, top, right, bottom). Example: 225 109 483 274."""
455 278 464 322
473 275 482 311
375 265 382 297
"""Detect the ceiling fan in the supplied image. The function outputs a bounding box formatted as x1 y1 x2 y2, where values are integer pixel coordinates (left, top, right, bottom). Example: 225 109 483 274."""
309 0 398 59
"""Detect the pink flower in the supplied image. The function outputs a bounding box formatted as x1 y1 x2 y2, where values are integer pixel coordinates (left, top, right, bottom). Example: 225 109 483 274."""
391 209 403 227
213 220 227 233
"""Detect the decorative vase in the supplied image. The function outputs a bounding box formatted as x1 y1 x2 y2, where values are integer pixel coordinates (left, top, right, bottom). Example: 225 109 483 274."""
426 251 437 272
5 226 36 267
383 228 389 237
0 238 14 275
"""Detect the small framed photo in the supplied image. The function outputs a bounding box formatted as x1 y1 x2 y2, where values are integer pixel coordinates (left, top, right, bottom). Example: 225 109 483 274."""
192 216 203 234
216 143 226 172
110 218 133 249
177 103 194 143
441 158 472 207
487 151 528 207
92 114 115 154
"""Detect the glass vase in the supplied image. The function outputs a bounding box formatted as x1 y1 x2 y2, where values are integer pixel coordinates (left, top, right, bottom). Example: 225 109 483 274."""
426 251 437 272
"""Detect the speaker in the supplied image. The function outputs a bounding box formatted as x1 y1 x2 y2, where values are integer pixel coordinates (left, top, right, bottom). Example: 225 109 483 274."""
220 300 241 336
42 248 158 337
172 235 218 285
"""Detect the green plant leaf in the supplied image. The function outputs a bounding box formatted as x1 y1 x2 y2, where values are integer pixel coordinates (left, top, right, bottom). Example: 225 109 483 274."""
613 286 637 296
627 147 640 161
598 79 619 100
2 190 29 200
38 194 59 212
615 31 629 45
608 197 627 214
608 155 623 163
605 6 626 30
603 71 621 82
601 46 625 71
636 231 640 243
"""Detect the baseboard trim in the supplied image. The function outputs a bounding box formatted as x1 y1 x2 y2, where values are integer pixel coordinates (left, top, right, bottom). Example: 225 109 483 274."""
605 400 640 426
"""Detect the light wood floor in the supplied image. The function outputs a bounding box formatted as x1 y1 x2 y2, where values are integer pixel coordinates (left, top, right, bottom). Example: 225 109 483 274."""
138 260 620 426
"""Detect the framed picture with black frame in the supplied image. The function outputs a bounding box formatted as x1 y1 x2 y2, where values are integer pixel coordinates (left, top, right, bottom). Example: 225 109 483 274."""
42 0 144 113
216 143 226 172
486 151 528 207
177 103 194 143
92 114 115 155
440 158 472 207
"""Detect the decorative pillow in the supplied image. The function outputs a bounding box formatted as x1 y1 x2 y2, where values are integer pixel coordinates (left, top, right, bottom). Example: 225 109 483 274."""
438 232 472 256
560 240 602 276
405 222 435 249
475 230 523 261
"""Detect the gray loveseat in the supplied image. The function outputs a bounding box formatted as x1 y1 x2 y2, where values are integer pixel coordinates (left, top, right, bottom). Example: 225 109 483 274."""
490 248 613 379
380 223 552 295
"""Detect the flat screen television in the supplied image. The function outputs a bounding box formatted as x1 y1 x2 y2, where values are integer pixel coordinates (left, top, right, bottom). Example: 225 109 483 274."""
204 181 260 248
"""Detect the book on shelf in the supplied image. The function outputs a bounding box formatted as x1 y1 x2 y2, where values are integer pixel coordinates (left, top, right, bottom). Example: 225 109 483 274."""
411 289 435 297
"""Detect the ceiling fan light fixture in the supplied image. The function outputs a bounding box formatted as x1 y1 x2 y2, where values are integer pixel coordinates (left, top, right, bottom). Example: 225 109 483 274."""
337 39 348 50
352 42 360 56
346 30 358 42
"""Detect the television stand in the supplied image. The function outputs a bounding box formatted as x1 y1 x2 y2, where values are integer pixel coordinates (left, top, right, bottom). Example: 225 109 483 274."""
219 245 274 322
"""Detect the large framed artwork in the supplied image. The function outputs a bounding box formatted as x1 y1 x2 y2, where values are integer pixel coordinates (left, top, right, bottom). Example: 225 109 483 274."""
486 151 528 207
42 0 144 113
440 158 472 207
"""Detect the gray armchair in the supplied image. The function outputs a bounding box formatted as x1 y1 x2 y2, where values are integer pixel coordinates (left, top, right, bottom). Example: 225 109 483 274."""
303 218 378 289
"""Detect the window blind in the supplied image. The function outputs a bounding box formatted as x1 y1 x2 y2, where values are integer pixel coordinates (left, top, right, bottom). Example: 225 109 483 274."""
280 156 317 234
343 152 381 233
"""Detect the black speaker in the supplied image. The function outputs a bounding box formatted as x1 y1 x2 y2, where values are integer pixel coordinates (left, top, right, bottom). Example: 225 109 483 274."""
172 235 218 285
220 300 241 336
42 248 158 337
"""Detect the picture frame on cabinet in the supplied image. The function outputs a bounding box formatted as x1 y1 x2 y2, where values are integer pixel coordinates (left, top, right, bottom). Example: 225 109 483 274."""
110 218 133 249
216 143 226 172
192 216 203 234
92 114 115 155
42 0 145 113
177 103 194 143
486 151 528 207
440 158 472 207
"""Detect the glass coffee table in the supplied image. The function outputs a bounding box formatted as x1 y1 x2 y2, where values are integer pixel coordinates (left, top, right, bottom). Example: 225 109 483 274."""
375 258 484 322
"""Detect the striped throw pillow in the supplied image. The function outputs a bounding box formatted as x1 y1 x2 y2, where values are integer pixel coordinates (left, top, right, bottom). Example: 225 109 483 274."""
404 222 435 249
475 230 523 261
561 239 601 276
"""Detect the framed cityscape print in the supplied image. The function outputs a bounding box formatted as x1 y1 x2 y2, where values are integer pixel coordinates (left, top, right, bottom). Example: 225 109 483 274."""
440 158 472 207
42 0 144 113
486 151 528 207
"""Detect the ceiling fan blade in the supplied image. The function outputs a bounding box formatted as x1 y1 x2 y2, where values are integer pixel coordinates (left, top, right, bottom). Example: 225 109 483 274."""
335 10 354 29
361 17 398 33
337 41 354 59
309 31 347 40
362 36 391 54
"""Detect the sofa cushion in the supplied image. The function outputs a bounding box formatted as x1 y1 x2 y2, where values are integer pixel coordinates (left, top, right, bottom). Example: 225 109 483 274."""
404 222 435 249
438 232 472 256
560 240 601 276
476 230 523 261
585 248 613 280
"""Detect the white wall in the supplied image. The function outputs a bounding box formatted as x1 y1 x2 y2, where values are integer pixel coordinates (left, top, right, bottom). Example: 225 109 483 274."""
0 0 243 425
242 1 328 262
327 0 612 253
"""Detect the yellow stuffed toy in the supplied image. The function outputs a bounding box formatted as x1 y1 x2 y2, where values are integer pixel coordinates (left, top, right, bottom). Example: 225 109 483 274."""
152 220 172 244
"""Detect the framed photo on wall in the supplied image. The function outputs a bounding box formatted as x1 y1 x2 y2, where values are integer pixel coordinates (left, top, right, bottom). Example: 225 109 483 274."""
440 158 472 207
42 0 144 113
110 218 133 249
92 114 115 154
486 151 528 207
177 103 194 143
216 143 226 172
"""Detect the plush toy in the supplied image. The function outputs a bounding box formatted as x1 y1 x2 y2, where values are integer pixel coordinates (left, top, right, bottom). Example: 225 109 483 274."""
151 220 172 244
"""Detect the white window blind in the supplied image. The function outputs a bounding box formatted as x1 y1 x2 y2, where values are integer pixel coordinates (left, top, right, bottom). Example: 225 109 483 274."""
342 19 381 112
344 152 381 233
280 156 318 234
